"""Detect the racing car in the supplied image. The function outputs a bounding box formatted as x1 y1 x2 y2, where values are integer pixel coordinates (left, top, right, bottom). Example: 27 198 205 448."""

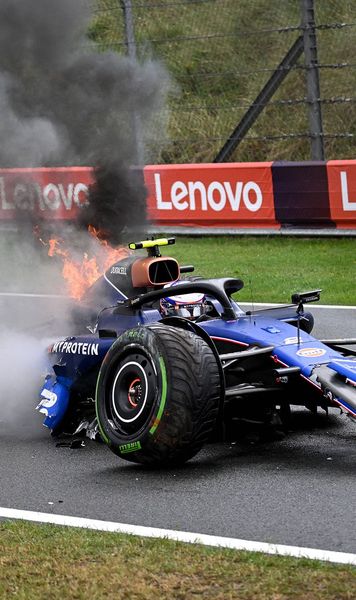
37 237 356 466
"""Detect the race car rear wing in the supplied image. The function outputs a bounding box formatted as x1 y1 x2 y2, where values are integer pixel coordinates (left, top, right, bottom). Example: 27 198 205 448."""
291 289 322 305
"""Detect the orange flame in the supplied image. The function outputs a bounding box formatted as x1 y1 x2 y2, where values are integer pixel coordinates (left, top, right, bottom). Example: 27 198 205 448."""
40 228 129 300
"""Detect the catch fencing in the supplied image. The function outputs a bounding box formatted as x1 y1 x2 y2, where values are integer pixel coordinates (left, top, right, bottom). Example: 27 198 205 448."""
91 0 356 165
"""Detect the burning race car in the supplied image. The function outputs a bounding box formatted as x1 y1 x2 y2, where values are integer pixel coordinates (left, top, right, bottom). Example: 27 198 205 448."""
37 238 356 466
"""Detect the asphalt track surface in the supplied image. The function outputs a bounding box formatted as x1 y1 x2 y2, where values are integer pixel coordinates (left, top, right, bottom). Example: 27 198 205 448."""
0 294 355 555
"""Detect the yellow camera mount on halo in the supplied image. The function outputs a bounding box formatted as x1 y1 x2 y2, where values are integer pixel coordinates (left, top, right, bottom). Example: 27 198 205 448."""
128 237 175 257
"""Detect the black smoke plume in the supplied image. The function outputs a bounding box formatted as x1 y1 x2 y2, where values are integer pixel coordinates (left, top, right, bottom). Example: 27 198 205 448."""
0 0 169 241
0 1 172 427
79 165 148 245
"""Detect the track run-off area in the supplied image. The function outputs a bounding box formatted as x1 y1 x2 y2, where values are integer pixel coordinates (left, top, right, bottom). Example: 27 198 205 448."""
0 292 355 565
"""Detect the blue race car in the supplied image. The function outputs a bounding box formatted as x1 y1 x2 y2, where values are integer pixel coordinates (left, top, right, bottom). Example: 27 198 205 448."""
37 238 356 466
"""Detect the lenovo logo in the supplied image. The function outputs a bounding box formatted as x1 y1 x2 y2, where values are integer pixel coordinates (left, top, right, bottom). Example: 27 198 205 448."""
154 173 263 212
340 171 356 211
0 178 89 212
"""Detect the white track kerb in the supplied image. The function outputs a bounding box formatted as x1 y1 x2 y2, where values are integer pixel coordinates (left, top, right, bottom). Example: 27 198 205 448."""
0 508 355 566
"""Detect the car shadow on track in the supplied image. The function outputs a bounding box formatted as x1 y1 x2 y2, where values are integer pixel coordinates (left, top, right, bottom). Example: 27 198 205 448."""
197 409 355 475
95 409 355 481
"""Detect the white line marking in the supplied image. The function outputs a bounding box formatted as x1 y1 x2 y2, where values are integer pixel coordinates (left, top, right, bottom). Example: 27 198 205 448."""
0 293 355 310
0 507 355 566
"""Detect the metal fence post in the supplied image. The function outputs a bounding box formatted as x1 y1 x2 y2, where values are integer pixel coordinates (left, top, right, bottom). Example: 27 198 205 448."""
214 37 304 163
120 0 145 165
300 0 325 160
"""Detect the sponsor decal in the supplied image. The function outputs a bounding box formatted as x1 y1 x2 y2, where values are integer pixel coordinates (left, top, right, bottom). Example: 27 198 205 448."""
340 171 356 211
327 160 356 227
296 347 326 358
119 441 142 454
0 179 89 212
0 167 92 220
284 336 304 345
144 163 276 226
110 266 127 275
39 388 58 408
262 326 281 334
51 341 99 356
153 172 264 212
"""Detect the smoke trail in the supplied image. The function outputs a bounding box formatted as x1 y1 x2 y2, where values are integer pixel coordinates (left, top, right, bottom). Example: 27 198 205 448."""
0 0 170 238
0 331 48 423
0 1 171 421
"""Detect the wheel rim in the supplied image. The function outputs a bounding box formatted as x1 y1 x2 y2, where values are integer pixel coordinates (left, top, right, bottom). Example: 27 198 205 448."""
112 361 148 423
107 352 157 437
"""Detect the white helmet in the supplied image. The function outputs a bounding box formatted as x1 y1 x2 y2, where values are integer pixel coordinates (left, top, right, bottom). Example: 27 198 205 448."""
160 282 206 320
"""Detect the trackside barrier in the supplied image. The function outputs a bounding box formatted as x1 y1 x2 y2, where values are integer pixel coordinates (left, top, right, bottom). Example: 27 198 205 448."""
0 167 93 221
0 162 355 231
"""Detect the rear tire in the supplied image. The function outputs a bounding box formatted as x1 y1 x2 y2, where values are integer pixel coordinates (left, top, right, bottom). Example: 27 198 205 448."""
95 324 220 466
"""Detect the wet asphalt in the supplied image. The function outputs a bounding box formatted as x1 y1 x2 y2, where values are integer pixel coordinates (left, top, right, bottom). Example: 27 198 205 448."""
0 294 355 554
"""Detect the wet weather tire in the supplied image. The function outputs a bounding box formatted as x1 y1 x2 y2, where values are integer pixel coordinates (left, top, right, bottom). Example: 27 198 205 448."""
95 324 220 466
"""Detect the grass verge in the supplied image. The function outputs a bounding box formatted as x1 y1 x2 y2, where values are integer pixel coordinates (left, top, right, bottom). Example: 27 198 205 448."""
168 236 356 305
0 521 355 600
1 233 355 305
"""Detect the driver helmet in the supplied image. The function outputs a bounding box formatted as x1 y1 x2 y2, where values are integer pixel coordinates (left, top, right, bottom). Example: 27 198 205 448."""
160 282 206 320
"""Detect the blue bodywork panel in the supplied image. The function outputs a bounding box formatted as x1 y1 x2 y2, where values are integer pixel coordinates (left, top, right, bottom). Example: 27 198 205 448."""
199 316 341 377
37 375 72 431
48 337 113 378
329 359 356 381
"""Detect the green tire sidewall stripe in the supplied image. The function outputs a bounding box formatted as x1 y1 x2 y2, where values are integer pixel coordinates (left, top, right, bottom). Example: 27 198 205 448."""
149 357 167 435
95 351 167 447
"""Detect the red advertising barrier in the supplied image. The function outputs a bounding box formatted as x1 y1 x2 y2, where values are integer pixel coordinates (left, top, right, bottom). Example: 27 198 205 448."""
326 160 356 228
0 167 92 220
0 162 356 231
144 162 277 228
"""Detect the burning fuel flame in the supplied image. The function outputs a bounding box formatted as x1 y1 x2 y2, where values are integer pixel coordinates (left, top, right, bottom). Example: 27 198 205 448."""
37 226 129 300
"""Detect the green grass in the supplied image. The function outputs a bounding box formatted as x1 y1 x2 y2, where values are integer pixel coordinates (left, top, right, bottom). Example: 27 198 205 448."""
168 236 356 305
1 234 355 304
0 521 355 600
91 0 356 163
